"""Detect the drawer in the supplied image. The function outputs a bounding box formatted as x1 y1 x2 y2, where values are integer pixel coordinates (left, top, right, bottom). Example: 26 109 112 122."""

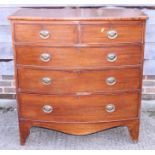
81 22 143 44
16 45 142 67
17 67 141 94
19 93 139 123
14 23 77 44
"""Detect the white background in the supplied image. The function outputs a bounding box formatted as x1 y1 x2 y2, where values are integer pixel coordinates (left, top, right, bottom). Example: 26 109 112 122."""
0 0 155 5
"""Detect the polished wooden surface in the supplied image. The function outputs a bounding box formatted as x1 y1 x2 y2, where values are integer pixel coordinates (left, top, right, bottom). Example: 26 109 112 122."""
9 8 147 145
19 119 139 145
16 45 142 67
14 21 143 44
8 8 147 21
19 92 139 122
14 23 77 43
17 67 141 94
81 22 144 44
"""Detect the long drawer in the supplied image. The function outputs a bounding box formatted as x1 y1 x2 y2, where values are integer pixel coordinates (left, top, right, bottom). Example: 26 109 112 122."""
17 67 141 94
16 45 142 67
19 92 139 123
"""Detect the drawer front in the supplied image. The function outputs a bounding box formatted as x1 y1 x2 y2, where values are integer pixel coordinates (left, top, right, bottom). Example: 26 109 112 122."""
14 23 77 44
81 23 143 44
16 45 142 67
17 68 141 94
19 93 139 123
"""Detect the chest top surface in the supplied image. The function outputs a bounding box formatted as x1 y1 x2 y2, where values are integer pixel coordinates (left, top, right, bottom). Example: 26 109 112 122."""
8 7 147 21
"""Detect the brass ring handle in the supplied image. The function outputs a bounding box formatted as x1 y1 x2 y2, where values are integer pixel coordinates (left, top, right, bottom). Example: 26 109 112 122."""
105 104 115 113
39 30 50 39
107 30 118 39
42 105 53 113
41 77 52 85
107 53 117 62
106 77 116 86
40 53 51 62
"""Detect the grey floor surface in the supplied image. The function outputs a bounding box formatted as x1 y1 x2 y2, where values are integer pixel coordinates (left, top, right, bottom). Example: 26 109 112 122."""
0 99 155 150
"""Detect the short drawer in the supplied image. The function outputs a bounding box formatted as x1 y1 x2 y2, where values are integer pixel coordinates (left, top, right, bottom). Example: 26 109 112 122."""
19 93 139 123
17 67 141 94
81 22 143 44
16 45 142 67
14 23 77 44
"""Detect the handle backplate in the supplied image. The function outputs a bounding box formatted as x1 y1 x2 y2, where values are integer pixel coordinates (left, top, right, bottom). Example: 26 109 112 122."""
42 105 53 113
107 30 118 39
105 104 115 113
39 30 50 39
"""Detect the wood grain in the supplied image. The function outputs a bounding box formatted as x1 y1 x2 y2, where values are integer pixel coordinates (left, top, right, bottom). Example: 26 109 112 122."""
19 92 140 123
19 119 140 145
17 67 141 94
15 45 143 67
8 8 147 21
14 23 78 44
81 22 144 44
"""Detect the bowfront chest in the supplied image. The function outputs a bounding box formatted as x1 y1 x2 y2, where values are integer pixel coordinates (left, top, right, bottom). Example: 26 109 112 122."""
9 8 147 145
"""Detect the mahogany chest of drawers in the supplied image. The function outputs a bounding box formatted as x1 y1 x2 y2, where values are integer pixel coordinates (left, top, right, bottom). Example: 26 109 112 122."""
9 8 147 145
